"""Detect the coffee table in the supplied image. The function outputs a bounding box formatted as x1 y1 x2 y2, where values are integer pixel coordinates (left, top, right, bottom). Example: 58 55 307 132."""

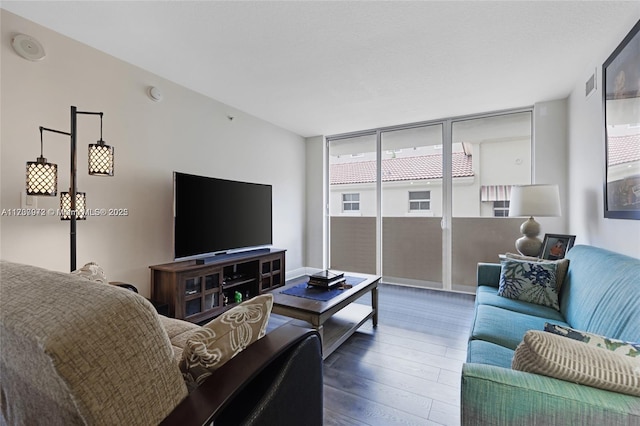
270 272 380 359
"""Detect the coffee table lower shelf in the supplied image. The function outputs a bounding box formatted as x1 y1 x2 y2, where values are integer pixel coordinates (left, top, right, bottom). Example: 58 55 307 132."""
289 303 373 359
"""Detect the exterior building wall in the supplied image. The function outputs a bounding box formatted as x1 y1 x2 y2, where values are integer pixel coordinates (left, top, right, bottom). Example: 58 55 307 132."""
330 137 531 218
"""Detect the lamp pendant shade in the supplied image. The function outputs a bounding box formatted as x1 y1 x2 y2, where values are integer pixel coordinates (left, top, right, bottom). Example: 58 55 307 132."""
60 191 86 220
26 157 57 196
88 142 114 176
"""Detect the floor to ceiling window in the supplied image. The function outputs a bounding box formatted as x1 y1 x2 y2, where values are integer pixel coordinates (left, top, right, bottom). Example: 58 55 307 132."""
327 109 532 293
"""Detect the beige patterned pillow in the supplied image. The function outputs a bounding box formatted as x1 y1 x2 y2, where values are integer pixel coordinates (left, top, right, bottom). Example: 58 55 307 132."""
512 330 640 396
71 262 107 284
179 293 273 389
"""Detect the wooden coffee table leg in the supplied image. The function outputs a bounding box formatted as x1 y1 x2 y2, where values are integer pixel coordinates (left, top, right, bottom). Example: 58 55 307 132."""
311 317 324 343
316 324 324 344
372 286 379 327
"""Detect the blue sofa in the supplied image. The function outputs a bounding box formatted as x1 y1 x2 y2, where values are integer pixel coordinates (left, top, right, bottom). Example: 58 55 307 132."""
461 245 640 425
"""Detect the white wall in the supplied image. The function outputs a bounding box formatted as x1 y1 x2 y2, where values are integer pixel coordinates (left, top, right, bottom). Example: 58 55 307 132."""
0 11 307 296
480 139 531 185
567 25 640 258
533 98 568 237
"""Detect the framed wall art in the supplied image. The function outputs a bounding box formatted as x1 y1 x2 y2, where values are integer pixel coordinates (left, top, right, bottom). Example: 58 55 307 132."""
603 20 640 220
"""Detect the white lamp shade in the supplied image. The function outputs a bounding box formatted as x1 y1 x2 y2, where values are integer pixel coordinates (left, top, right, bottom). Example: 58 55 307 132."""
509 184 561 217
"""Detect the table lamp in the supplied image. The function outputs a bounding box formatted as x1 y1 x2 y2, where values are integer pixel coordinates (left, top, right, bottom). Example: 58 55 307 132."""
509 184 561 257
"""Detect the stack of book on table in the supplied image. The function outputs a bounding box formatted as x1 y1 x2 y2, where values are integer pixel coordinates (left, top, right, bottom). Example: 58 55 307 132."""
308 270 346 288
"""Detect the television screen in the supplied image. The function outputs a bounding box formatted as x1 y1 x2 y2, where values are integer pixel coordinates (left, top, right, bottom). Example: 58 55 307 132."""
174 172 272 260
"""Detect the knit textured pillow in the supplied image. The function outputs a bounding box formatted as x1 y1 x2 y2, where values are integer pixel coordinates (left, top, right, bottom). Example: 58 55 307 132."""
544 323 639 358
512 330 640 396
498 259 559 310
179 293 273 389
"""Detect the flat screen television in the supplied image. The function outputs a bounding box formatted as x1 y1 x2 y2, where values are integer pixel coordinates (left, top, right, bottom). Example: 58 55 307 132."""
173 172 272 260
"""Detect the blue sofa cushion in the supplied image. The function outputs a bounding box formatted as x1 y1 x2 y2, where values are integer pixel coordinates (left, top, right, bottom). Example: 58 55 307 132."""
466 340 514 367
471 304 570 350
475 286 566 321
498 259 560 310
562 245 640 342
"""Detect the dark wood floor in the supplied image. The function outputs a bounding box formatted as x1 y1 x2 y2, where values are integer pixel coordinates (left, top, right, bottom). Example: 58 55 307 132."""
267 282 476 425
321 283 475 426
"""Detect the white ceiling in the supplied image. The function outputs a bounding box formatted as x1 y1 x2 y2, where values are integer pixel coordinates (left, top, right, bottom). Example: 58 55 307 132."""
3 1 640 138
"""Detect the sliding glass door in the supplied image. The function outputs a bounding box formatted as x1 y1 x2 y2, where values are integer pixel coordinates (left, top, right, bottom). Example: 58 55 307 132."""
328 133 378 274
380 124 444 289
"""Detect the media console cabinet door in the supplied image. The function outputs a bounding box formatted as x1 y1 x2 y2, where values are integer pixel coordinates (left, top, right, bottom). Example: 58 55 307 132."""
260 254 285 292
179 267 222 321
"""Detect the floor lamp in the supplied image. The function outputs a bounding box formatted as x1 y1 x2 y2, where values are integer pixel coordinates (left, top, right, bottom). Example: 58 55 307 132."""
26 106 114 272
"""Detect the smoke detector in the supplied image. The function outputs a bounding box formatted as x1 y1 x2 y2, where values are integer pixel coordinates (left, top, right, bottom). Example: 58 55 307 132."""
147 86 163 102
12 34 46 61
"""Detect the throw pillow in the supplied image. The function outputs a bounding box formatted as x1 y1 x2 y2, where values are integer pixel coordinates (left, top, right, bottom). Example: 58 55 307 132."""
544 323 639 358
549 258 569 292
504 252 540 262
504 253 569 293
179 293 273 389
498 259 559 310
71 262 107 284
512 330 640 397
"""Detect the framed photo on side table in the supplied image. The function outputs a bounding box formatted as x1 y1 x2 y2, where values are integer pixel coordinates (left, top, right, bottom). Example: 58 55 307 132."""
539 234 576 260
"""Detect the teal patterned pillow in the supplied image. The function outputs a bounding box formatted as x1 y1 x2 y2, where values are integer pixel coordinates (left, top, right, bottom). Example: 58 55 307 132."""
544 323 639 358
498 259 559 310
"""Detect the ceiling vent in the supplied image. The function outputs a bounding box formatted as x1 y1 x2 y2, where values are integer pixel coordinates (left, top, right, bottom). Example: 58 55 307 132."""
585 69 597 98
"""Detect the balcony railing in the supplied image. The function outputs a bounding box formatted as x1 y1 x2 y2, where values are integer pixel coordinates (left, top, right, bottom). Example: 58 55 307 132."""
330 216 524 293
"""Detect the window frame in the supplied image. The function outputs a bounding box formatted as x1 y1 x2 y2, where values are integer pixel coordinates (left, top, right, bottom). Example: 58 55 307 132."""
408 190 431 212
493 200 510 217
342 193 360 212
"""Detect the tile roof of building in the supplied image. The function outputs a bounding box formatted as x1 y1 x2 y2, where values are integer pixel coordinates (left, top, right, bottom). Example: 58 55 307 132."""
330 152 474 185
608 133 640 166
